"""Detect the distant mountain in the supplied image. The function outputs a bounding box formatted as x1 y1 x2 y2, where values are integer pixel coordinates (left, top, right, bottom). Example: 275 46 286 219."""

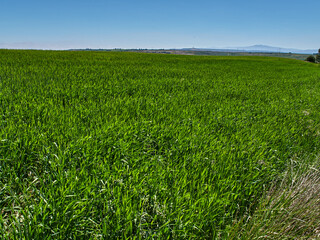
181 45 317 54
228 45 317 54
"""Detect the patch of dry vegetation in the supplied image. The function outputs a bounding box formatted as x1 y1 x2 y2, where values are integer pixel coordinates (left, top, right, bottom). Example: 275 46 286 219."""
230 158 320 239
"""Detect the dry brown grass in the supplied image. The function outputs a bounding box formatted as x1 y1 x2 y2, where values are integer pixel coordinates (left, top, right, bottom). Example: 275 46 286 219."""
230 161 320 239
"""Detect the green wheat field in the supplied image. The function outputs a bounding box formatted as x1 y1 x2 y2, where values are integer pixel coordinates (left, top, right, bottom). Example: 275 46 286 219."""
1 50 320 239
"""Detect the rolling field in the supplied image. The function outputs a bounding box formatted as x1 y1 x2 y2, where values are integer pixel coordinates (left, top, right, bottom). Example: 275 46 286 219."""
1 50 320 239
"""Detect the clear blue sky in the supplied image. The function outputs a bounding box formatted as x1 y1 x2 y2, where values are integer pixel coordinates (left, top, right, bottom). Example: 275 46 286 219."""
1 0 319 50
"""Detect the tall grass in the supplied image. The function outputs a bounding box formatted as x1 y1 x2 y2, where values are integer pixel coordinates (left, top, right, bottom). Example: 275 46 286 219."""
0 50 320 238
230 155 320 239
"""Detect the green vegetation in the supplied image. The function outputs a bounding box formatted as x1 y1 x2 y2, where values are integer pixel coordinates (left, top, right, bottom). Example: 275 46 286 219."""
316 49 320 63
1 50 320 239
305 55 316 63
230 158 320 239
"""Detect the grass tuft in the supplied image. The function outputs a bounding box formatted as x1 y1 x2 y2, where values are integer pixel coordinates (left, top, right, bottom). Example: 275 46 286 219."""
230 156 320 239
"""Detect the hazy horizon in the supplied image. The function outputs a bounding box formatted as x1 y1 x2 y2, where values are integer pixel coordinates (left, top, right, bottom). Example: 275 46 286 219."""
0 43 318 52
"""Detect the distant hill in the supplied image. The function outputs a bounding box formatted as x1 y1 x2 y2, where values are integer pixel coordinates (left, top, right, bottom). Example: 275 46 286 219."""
181 45 317 54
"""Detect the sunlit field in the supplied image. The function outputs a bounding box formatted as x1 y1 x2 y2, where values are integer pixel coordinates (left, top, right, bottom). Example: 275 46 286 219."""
1 50 320 238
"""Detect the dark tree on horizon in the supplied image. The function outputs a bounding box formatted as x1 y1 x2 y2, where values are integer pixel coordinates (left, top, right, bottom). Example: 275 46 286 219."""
316 49 320 63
